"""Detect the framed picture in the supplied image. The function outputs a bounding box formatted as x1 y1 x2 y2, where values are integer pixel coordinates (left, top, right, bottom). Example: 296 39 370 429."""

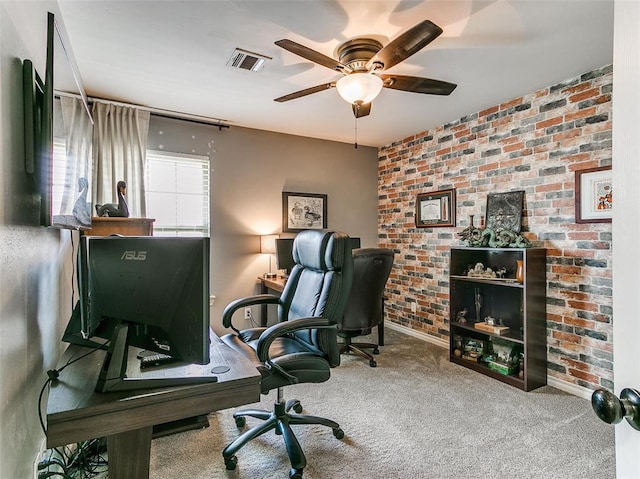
575 166 612 223
282 192 327 232
415 188 456 228
486 191 525 233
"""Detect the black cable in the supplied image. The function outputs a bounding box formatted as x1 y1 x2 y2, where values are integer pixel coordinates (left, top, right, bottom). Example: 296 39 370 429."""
37 341 108 435
36 233 109 477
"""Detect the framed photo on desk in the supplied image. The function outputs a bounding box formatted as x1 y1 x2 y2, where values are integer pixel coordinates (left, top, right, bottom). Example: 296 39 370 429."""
282 192 327 232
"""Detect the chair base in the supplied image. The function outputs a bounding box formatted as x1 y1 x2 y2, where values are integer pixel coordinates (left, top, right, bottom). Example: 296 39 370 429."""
340 339 380 367
223 393 344 479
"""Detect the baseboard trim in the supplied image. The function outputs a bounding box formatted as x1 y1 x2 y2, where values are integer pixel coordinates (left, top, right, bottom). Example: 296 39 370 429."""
547 376 594 400
385 321 594 400
384 321 449 349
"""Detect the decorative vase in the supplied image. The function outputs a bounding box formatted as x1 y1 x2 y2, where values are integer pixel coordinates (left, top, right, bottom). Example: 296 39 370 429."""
515 260 524 284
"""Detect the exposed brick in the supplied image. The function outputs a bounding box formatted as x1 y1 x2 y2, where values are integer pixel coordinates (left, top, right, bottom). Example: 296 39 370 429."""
378 65 613 392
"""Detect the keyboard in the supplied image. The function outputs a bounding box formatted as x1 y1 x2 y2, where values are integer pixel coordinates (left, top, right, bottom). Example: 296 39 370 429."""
139 353 179 369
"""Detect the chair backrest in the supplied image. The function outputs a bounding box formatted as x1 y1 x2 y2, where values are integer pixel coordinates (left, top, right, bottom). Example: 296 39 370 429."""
340 248 394 333
277 230 354 366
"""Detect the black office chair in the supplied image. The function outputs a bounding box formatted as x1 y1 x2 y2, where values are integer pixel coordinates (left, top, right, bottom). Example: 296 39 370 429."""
339 248 394 367
220 230 354 479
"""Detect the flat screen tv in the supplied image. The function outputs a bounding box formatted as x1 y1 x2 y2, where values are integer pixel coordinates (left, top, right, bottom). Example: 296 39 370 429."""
23 12 94 230
64 236 215 392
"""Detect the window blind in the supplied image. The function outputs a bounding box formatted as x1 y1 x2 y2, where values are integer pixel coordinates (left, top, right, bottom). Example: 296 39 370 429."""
145 150 210 237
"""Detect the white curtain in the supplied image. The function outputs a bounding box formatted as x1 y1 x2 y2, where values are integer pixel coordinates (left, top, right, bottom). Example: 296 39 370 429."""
92 101 150 217
58 96 93 227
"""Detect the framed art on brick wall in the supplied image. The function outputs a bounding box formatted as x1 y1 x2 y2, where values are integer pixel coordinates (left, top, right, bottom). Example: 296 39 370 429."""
415 188 456 228
575 166 612 223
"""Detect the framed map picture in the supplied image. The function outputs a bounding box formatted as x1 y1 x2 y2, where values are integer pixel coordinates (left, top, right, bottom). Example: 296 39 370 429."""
282 192 327 232
415 188 456 228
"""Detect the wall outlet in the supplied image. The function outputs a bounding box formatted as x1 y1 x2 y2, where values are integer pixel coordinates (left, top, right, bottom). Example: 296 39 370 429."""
244 307 252 320
411 302 417 313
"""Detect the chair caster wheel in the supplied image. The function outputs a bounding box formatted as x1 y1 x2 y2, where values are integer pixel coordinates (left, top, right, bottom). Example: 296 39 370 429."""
289 467 303 479
369 360 377 367
224 455 238 470
373 347 380 355
333 427 345 439
287 399 303 413
234 416 246 428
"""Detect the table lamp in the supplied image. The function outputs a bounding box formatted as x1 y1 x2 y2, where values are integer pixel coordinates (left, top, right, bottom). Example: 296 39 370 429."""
260 234 279 278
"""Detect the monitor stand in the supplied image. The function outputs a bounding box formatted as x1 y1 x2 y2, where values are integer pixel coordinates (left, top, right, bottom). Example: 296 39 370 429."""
95 323 218 393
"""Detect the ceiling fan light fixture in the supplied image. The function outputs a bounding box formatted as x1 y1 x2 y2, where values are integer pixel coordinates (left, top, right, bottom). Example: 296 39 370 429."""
336 73 383 105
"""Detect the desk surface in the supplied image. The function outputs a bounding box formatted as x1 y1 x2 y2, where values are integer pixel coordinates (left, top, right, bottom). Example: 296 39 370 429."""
260 275 287 293
47 333 261 448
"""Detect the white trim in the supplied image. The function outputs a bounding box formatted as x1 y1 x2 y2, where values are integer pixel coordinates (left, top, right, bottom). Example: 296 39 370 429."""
547 376 593 400
386 321 594 400
384 321 449 348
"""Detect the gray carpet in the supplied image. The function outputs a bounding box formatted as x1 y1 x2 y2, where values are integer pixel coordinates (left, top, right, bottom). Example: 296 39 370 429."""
149 329 615 478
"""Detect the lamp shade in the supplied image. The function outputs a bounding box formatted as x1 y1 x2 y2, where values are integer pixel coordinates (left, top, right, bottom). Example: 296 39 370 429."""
260 234 278 254
336 73 384 105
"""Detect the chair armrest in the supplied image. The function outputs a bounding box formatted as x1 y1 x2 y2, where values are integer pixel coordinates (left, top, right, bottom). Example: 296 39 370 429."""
256 317 337 362
222 294 282 330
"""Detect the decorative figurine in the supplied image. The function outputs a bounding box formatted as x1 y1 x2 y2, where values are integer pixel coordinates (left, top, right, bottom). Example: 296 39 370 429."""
467 263 497 279
456 308 468 324
474 287 482 321
72 176 92 227
95 180 129 218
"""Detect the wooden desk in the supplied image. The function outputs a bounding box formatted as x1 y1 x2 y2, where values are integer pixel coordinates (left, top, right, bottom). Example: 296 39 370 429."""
257 275 385 345
86 217 155 236
46 333 261 479
258 275 287 327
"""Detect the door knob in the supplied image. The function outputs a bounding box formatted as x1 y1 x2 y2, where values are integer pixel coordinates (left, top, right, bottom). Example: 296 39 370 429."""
591 388 640 431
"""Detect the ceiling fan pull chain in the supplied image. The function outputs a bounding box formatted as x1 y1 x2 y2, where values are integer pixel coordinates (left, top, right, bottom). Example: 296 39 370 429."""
354 113 358 149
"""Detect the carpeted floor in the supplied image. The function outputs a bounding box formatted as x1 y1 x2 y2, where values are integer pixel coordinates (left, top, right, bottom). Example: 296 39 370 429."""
149 329 615 478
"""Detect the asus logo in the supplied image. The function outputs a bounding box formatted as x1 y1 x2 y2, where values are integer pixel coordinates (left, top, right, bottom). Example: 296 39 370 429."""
121 251 147 261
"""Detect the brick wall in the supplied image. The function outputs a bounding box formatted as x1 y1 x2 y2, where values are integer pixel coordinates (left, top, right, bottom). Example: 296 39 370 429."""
378 65 613 391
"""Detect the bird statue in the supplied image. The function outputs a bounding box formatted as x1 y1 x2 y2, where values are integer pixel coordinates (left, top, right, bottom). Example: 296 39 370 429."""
72 176 92 227
95 180 130 217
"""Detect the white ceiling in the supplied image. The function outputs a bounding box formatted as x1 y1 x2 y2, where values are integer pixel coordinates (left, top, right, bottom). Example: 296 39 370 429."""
57 0 614 148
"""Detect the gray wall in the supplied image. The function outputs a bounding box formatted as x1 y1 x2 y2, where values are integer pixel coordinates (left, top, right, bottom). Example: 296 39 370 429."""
0 1 75 478
147 116 378 333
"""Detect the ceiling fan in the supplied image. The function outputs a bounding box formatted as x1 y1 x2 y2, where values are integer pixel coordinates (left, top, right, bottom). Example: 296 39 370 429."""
274 20 457 118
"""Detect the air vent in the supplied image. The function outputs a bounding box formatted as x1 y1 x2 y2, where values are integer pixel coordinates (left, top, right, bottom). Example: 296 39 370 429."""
226 48 271 72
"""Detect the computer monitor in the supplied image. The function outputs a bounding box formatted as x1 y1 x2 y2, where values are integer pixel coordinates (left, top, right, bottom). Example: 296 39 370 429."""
275 236 361 276
64 235 214 392
275 238 295 276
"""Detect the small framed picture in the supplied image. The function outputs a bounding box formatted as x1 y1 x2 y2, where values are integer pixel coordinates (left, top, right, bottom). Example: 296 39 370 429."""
415 188 456 228
575 166 612 223
282 192 327 232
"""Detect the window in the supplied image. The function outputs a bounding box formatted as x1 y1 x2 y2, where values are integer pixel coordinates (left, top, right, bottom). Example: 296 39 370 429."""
145 150 210 237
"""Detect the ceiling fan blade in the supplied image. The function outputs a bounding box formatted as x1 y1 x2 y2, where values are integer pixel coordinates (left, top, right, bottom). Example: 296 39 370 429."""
274 83 335 102
367 20 443 71
380 75 457 95
352 102 372 118
275 39 346 72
